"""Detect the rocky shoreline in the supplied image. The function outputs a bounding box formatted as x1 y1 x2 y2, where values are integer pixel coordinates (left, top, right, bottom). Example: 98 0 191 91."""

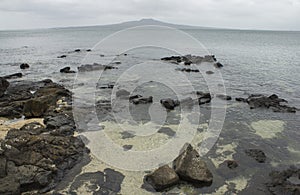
0 53 299 194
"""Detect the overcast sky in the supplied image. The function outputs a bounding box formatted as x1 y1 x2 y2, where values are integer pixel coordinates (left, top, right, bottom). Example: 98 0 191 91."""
0 0 299 31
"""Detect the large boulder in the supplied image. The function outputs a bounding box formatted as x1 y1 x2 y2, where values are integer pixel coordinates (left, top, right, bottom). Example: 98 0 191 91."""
0 77 9 97
144 165 179 191
173 144 213 186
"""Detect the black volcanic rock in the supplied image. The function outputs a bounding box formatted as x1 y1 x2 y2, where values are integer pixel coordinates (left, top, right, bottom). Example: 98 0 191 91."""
57 55 67 58
60 67 76 73
173 144 213 185
144 165 179 191
20 63 30 69
160 98 180 110
3 73 22 80
237 94 297 113
0 80 88 194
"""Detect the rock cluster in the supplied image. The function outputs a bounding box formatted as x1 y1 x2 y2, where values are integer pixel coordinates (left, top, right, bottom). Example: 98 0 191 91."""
161 54 224 68
144 144 213 191
236 94 297 113
0 79 88 194
77 63 117 72
0 79 72 119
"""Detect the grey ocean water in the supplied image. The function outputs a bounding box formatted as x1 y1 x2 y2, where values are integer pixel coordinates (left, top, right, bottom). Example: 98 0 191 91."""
0 26 299 194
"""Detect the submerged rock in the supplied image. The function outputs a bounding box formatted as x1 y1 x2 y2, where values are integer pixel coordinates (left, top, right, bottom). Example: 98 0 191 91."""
225 160 239 169
206 70 214 75
173 144 213 186
245 149 266 163
69 169 125 195
144 165 179 191
116 89 130 99
216 94 232 101
20 63 30 69
0 77 9 97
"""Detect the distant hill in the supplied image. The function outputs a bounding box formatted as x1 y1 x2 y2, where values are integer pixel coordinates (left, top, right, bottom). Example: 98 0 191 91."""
99 18 213 29
54 18 215 30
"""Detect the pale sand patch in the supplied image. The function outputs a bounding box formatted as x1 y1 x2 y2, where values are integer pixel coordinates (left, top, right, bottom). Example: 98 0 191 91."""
213 176 249 194
0 118 44 139
251 120 284 139
209 142 238 168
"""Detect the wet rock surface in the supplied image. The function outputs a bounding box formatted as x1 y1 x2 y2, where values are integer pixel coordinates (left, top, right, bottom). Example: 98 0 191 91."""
237 94 297 113
266 166 300 195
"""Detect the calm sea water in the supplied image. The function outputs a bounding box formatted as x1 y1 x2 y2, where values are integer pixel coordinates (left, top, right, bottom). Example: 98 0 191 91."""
0 26 299 194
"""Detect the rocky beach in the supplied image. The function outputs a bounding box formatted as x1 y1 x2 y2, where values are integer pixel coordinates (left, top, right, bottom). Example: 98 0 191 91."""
0 23 299 195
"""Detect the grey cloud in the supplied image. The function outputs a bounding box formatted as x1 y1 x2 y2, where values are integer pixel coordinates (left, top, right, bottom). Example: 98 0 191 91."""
0 0 299 30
